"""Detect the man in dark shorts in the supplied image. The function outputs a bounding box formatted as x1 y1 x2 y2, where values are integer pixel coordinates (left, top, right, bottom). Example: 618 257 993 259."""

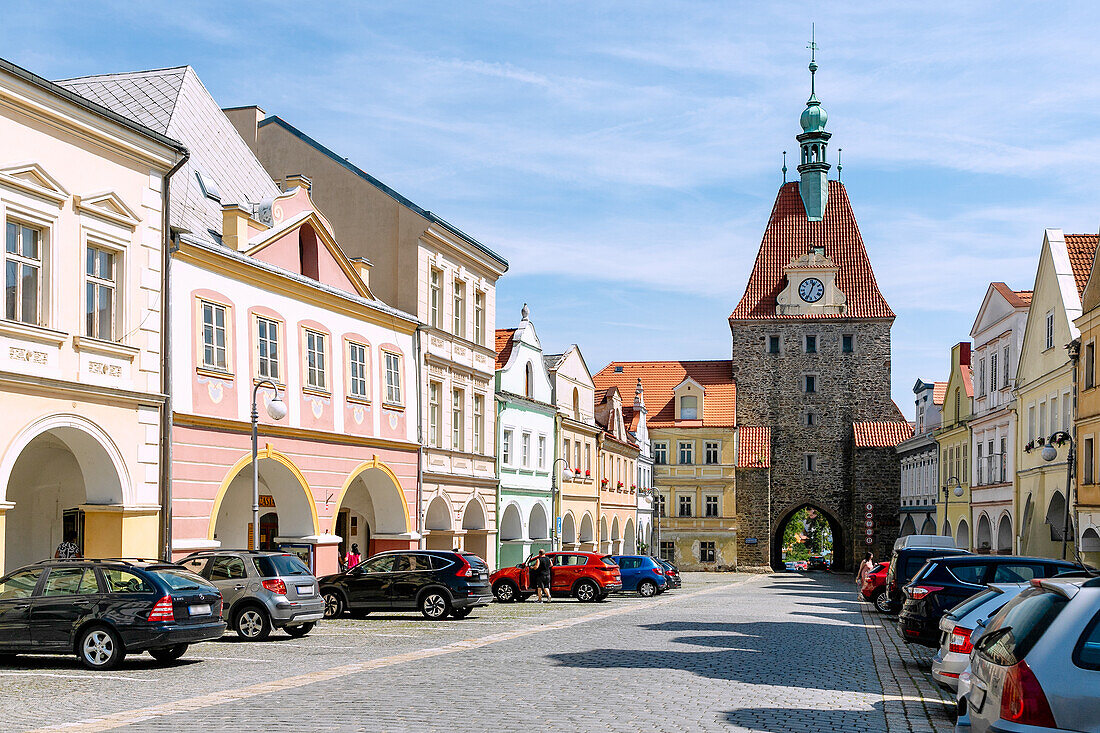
529 550 552 603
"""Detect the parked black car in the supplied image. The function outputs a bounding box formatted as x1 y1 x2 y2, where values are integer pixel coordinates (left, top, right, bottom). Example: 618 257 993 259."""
656 558 681 589
0 559 224 670
883 546 971 612
320 550 492 620
897 555 1080 647
807 556 830 571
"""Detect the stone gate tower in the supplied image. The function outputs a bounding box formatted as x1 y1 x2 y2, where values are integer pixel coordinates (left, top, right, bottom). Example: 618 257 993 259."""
730 51 908 571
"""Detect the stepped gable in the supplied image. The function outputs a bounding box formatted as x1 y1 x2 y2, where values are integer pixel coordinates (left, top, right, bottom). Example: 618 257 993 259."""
730 180 894 321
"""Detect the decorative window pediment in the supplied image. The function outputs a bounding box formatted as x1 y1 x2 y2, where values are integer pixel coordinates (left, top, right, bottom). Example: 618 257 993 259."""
0 162 69 205
74 191 142 229
673 377 704 421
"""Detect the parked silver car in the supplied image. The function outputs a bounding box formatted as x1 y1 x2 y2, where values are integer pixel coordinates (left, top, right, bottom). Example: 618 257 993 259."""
932 583 1029 691
968 576 1100 732
181 550 325 640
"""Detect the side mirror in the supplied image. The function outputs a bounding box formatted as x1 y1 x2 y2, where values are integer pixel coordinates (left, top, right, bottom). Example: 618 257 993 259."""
516 563 524 569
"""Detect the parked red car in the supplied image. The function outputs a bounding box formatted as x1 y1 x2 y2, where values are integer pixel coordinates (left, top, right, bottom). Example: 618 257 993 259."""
490 551 622 603
860 561 891 613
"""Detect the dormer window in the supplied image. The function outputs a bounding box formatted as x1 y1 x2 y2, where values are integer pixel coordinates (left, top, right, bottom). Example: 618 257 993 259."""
680 396 698 420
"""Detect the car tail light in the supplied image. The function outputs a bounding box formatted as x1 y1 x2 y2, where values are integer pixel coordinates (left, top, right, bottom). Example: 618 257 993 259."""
262 578 287 595
652 568 664 575
1000 660 1057 727
948 626 973 654
909 585 943 600
148 595 174 623
454 554 475 577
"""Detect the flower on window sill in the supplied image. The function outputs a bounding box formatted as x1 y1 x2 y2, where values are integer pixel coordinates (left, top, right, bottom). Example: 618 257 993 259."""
601 479 609 486
617 481 624 489
585 470 591 477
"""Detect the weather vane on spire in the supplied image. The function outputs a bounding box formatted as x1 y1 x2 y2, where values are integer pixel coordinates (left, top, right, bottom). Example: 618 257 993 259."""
782 151 787 183
807 23 819 97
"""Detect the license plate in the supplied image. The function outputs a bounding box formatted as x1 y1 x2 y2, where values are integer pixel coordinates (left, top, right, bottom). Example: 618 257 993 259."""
297 585 314 596
189 603 211 616
479 573 487 580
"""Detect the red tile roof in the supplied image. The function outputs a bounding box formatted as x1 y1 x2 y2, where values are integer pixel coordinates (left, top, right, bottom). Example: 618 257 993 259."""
932 381 947 406
854 421 913 448
1065 234 1098 298
494 329 516 369
737 426 770 468
991 282 1032 308
730 181 894 320
593 361 736 428
962 365 973 398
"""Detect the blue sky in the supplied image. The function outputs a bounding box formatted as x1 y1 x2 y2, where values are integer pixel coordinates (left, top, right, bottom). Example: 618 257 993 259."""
5 2 1100 416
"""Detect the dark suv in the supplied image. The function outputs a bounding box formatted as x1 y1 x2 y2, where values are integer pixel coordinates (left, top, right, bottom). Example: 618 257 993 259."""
883 546 971 613
897 555 1079 647
0 559 224 670
320 550 491 620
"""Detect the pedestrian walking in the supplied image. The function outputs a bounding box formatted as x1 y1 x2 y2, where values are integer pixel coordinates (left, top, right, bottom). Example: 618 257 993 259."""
54 530 81 559
856 551 874 588
528 549 552 603
345 543 362 569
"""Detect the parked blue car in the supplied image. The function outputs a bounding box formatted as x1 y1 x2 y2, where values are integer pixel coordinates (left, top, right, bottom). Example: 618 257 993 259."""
609 556 668 597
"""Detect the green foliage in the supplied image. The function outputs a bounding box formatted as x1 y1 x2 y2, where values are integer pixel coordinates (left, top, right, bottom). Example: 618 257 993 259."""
780 507 833 561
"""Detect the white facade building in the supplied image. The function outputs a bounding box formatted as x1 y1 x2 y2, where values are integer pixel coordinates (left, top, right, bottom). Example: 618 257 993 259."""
897 379 944 536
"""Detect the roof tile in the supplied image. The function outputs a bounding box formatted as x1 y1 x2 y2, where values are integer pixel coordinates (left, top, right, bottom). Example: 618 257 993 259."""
1065 234 1098 298
854 421 913 448
737 426 770 468
495 328 517 369
594 361 735 428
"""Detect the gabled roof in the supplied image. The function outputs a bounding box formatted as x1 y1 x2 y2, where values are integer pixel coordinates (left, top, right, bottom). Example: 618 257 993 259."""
737 426 770 468
1065 234 1098 297
932 381 948 405
543 353 565 372
854 421 914 448
991 282 1033 308
495 329 517 370
593 361 735 428
730 181 893 320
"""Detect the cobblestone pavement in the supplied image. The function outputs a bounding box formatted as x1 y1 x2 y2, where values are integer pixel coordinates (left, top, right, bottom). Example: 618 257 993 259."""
1 572 957 732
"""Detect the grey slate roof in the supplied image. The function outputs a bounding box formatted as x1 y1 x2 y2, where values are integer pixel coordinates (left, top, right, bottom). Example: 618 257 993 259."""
543 354 565 372
56 67 280 243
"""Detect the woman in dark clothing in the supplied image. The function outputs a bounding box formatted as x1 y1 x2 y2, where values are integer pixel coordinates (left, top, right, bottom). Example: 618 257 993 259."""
529 550 552 603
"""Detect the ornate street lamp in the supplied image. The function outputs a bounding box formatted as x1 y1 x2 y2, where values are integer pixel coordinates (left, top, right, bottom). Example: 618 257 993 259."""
251 380 287 551
1034 430 1074 561
941 476 963 538
549 457 572 550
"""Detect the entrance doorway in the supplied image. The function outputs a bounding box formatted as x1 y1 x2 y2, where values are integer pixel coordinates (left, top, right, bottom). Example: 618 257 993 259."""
772 504 842 571
211 455 316 554
331 463 409 558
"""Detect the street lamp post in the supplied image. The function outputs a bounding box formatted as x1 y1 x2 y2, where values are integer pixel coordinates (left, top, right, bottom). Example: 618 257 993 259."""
251 380 287 551
941 476 962 538
1036 431 1075 561
549 457 571 550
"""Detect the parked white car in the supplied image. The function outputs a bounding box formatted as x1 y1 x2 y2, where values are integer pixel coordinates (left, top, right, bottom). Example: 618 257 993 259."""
932 583 1030 691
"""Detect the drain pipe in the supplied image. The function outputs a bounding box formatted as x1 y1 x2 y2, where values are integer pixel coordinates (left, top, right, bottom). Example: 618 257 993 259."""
414 325 425 549
158 145 190 561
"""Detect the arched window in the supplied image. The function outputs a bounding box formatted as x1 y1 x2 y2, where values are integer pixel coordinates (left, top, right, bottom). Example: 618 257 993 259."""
525 361 534 398
680 395 698 420
572 388 580 420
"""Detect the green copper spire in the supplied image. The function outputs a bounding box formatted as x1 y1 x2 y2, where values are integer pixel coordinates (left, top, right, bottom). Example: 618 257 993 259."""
796 24 832 221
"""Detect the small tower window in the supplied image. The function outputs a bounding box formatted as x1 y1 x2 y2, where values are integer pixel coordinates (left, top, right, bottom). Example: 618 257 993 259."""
842 334 854 353
805 335 817 354
768 335 780 354
804 375 817 394
805 411 815 427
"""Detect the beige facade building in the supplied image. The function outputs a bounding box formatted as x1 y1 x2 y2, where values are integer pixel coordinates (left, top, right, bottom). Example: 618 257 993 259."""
223 110 508 567
0 59 184 571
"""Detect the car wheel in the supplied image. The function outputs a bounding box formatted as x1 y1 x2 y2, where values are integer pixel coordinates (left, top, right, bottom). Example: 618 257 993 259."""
234 606 272 640
493 581 518 603
285 622 315 638
148 644 188 663
872 589 893 614
638 580 658 597
78 626 125 670
575 580 598 602
323 592 345 619
450 607 472 619
419 591 450 620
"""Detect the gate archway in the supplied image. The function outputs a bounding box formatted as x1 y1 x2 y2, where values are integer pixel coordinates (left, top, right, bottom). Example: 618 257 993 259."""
772 503 845 571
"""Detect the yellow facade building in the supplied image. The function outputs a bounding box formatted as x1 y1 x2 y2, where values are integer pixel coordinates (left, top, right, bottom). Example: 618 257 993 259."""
1071 235 1100 566
935 342 973 549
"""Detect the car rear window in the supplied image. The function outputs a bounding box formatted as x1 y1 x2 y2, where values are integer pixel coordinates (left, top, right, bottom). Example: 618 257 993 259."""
870 563 885 574
948 589 999 620
251 554 311 577
990 563 1050 583
149 568 218 592
600 556 619 567
947 563 987 585
975 587 1068 666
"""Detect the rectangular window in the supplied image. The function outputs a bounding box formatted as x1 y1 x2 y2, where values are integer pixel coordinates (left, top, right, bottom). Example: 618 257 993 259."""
429 268 442 328
1039 401 1047 439
452 388 464 451
804 335 817 354
806 411 815 427
678 441 693 465
85 245 115 340
768 335 780 354
256 317 280 381
574 441 581 473
1000 437 1007 482
348 341 368 398
978 359 986 396
1003 345 1010 387
521 432 531 467
976 443 983 485
585 445 591 473
384 352 403 405
453 279 466 337
1063 390 1071 433
705 441 720 464
655 493 666 518
305 329 327 390
699 541 716 563
473 394 484 453
1028 404 1036 441
502 429 512 465
563 439 570 471
538 435 546 468
1085 437 1095 484
428 382 441 447
678 495 693 517
842 334 854 353
473 290 485 345
805 454 816 472
704 495 719 517
804 374 816 393
5 221 42 325
1051 396 1059 432
654 442 668 465
1045 311 1054 350
989 354 998 394
1087 343 1096 390
659 540 673 561
200 300 228 371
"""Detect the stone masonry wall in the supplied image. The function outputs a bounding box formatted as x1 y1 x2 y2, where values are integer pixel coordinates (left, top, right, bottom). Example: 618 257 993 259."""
853 445 902 564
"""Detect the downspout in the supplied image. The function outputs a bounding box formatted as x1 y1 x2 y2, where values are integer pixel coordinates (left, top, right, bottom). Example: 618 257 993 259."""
159 145 190 561
414 325 425 549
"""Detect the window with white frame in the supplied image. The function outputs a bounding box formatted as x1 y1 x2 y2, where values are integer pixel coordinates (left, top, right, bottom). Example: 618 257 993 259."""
1002 345 1010 387
978 358 986 396
200 300 228 371
473 394 484 453
474 290 485 345
976 442 983 485
85 244 116 340
704 495 719 517
429 268 442 328
1051 395 1060 432
1045 311 1054 350
574 441 581 473
384 352 403 405
1062 390 1071 432
521 432 531 467
5 220 43 326
304 329 327 390
1039 401 1047 438
428 382 441 447
348 341 368 399
452 387 464 451
680 395 698 419
538 435 546 468
653 442 668 465
502 429 512 465
705 441 720 464
585 445 591 474
1028 404 1036 441
1085 437 1095 484
678 494 693 517
989 353 998 395
999 437 1007 482
453 279 466 337
678 441 693 465
256 317 280 381
699 541 716 562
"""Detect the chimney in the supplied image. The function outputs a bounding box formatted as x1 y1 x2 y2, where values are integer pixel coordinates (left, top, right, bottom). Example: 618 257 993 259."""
350 256 371 289
222 204 252 251
221 105 265 153
283 174 312 193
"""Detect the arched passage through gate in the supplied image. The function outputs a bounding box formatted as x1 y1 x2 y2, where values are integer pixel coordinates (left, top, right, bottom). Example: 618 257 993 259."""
772 504 844 571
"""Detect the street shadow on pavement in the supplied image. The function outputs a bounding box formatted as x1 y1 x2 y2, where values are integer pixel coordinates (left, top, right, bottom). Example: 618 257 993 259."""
0 654 202 671
719 702 891 732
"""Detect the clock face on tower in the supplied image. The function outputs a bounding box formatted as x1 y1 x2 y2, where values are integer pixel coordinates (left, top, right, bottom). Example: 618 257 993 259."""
799 277 824 303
